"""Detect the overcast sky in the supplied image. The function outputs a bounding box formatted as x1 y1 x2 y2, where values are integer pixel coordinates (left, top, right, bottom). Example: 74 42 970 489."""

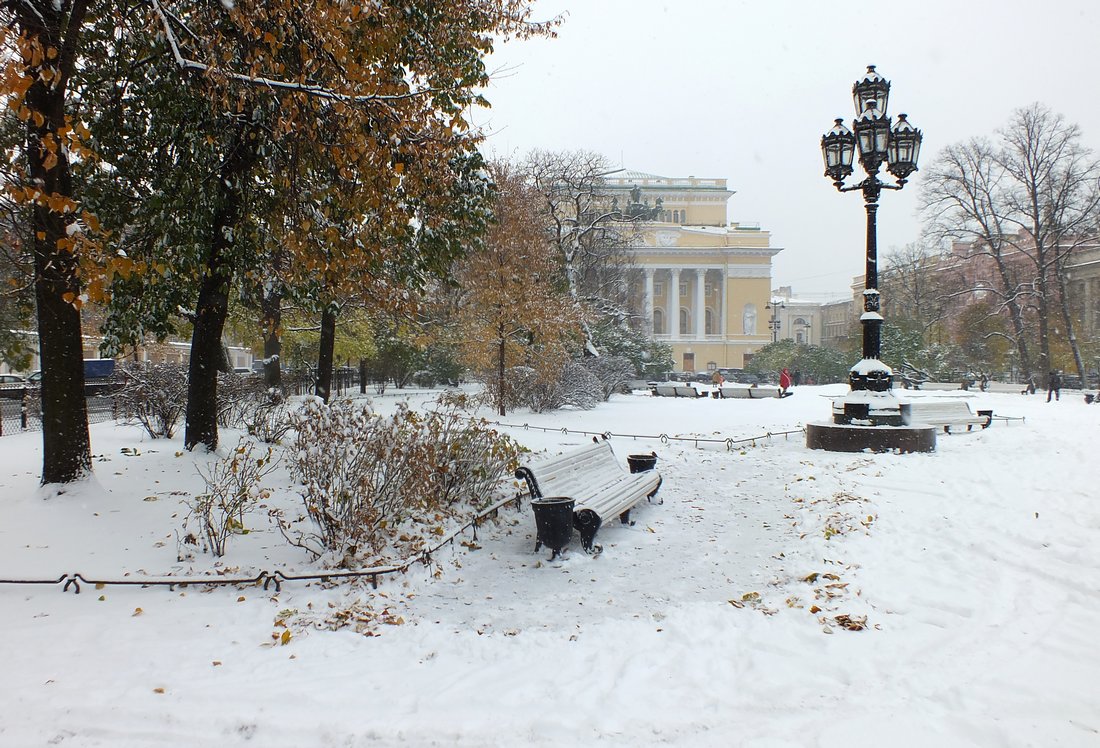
473 1 1100 296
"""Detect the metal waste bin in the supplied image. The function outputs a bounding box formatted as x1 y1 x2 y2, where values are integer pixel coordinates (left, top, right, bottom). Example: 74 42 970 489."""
531 496 574 559
627 452 657 473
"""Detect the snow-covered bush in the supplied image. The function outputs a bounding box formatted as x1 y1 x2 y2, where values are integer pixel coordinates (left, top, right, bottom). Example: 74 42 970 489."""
115 362 188 438
486 363 602 413
182 438 279 557
216 371 265 428
244 388 292 444
581 355 635 400
281 397 522 562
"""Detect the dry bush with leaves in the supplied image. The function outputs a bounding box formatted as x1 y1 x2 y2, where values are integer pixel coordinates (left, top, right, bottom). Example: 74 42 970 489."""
181 438 279 558
280 397 522 562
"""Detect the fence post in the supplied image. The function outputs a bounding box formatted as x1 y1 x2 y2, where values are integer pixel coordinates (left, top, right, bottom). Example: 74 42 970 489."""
20 387 28 430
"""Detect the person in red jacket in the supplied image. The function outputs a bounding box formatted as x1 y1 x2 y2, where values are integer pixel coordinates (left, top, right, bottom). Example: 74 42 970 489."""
779 367 792 395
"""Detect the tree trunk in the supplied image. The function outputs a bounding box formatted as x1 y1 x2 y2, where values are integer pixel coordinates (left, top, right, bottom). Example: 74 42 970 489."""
990 253 1033 379
261 288 282 389
497 328 506 416
21 1 94 484
316 305 337 403
184 119 259 451
1056 268 1087 383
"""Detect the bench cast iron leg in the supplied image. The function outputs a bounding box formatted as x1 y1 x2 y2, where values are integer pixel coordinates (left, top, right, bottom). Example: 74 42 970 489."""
619 509 633 526
573 510 602 554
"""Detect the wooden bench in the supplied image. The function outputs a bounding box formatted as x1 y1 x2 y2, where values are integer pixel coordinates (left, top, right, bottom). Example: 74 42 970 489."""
653 383 678 397
673 384 708 398
515 439 662 553
901 401 993 432
717 385 781 399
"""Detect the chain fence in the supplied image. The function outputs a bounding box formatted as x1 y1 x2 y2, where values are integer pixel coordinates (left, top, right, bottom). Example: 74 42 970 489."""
0 418 798 595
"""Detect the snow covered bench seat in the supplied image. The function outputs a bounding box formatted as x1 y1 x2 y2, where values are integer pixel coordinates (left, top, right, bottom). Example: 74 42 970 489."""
515 439 662 553
673 384 708 398
717 385 781 399
653 383 678 397
901 400 992 433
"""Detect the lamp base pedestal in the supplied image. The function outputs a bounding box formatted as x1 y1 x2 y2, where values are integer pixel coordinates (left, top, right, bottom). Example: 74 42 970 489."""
806 420 935 453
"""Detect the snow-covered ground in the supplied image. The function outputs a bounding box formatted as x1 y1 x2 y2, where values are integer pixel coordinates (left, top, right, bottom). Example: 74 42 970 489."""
2 384 1098 747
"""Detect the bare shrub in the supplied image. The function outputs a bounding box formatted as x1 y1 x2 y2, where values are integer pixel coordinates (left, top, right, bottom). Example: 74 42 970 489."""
244 388 293 444
280 397 522 562
181 438 279 557
116 362 188 438
216 371 265 428
581 355 635 400
482 363 601 413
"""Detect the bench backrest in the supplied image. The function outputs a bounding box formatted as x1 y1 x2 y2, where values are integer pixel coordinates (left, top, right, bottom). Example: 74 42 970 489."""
908 401 975 416
515 440 626 498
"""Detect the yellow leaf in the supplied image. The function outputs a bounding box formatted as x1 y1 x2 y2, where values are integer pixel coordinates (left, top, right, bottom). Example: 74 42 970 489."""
280 629 292 645
132 607 143 616
153 687 165 694
61 291 76 303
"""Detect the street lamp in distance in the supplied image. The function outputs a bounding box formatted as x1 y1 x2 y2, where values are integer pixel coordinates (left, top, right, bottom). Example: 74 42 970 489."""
766 300 785 343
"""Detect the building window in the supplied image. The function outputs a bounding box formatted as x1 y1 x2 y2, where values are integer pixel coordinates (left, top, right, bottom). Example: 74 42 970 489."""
654 281 664 296
679 282 687 296
673 210 680 223
653 309 664 334
680 308 690 333
705 308 714 335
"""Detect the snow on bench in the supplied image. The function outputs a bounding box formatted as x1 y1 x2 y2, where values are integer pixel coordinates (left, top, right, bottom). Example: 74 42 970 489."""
515 439 662 553
901 400 993 433
717 384 782 399
673 384 708 398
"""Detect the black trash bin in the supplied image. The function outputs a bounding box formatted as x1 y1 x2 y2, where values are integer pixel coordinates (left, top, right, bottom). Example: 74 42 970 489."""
627 452 658 473
531 496 575 559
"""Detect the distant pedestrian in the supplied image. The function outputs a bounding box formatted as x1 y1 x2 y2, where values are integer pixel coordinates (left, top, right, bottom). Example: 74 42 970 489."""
979 373 989 391
793 370 802 386
1023 375 1036 395
779 367 792 396
1046 370 1061 402
711 370 725 386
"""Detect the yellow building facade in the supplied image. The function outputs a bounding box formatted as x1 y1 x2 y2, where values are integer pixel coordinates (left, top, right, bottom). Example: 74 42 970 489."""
607 171 781 372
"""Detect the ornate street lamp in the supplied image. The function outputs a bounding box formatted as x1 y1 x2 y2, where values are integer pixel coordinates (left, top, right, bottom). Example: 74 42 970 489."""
766 300 785 343
819 65 923 425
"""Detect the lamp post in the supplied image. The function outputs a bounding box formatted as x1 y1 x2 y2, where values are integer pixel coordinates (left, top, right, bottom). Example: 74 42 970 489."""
820 65 922 424
766 300 785 343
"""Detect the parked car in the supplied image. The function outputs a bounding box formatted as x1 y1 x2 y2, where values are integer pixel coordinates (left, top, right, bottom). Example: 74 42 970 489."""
26 370 42 382
0 374 29 400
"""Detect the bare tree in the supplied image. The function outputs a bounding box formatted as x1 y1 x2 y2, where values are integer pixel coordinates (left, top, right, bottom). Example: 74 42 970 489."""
921 104 1100 381
881 240 963 343
524 150 644 356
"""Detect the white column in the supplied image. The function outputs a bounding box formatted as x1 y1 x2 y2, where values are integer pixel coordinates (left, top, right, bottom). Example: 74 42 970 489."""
644 268 655 334
695 269 706 338
719 272 726 337
669 268 681 340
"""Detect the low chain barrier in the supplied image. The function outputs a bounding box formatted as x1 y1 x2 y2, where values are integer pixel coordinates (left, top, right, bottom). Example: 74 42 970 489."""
0 492 525 595
481 419 804 451
1 407 800 593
